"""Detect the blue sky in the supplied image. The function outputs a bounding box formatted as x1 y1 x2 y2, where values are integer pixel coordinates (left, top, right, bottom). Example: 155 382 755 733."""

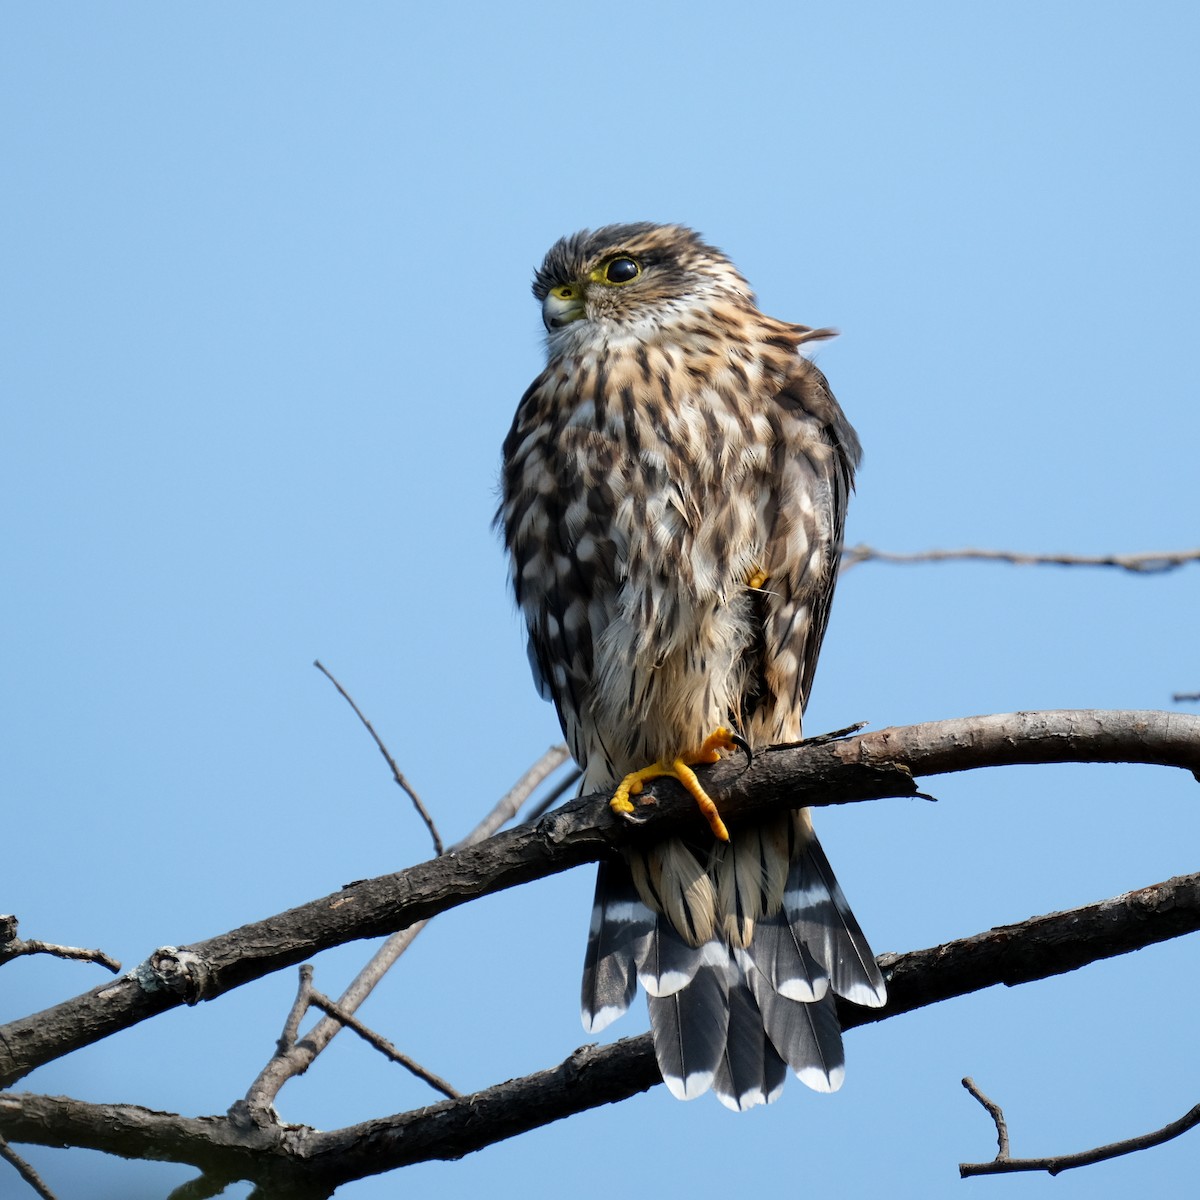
3 3 1198 1197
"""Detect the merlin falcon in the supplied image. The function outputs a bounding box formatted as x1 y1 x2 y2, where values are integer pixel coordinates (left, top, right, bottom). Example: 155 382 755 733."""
498 223 886 1108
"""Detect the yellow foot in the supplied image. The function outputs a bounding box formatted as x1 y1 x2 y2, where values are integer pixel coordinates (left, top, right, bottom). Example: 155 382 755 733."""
609 727 741 842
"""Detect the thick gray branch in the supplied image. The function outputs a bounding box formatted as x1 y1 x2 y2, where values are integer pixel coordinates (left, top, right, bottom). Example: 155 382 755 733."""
1 710 1196 1092
2 870 1198 1193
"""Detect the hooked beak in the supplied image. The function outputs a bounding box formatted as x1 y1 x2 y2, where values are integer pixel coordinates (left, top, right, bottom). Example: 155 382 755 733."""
542 283 586 331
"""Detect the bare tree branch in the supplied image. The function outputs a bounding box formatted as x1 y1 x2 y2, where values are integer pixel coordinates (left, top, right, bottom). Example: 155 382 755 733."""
274 965 314 1056
1173 692 1200 703
314 659 445 856
961 1077 1010 1160
307 990 459 1099
525 764 582 822
469 744 572 841
3 869 1198 1192
2 710 1197 1092
959 1080 1200 1177
840 544 1200 574
0 915 120 974
0 1133 59 1200
240 744 572 1116
165 1170 240 1200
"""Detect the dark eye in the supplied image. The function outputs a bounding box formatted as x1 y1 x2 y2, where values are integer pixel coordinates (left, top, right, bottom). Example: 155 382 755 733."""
604 256 640 284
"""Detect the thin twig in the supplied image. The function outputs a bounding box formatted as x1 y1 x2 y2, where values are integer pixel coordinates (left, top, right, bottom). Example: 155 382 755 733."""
768 721 869 751
242 745 572 1115
525 765 581 822
276 965 314 1055
960 1083 1200 1177
466 745 572 842
1 941 121 972
0 917 120 974
841 544 1200 574
308 990 459 1099
0 1133 59 1200
962 1077 1010 1160
313 659 444 855
1173 692 1200 703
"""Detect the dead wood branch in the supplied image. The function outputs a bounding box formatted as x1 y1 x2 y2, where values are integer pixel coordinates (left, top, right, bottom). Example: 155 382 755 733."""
240 744 571 1115
0 915 120 974
307 990 459 1099
0 1133 59 1200
841 545 1200 573
961 1078 1010 1158
2 869 1197 1192
2 710 1196 1093
314 659 444 855
959 1078 1200 1177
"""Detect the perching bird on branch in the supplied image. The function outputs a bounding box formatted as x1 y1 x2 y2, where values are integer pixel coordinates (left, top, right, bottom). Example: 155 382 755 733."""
498 223 885 1108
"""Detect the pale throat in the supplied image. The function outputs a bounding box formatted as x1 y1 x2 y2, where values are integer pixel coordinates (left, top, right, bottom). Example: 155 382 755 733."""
543 283 742 364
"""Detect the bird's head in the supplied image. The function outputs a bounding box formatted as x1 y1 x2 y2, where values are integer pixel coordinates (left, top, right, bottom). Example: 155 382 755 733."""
532 223 755 352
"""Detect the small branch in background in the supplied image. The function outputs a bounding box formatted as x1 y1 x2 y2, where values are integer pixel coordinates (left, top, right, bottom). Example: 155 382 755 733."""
1173 692 1200 703
961 1077 1010 1162
0 1133 59 1200
276 965 315 1056
959 1079 1200 1177
241 744 573 1117
470 744 572 841
0 916 120 974
313 659 444 856
841 544 1200 574
525 763 581 822
308 990 459 1100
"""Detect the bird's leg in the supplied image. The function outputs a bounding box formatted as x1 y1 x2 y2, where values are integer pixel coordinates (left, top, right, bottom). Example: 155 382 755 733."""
609 727 746 842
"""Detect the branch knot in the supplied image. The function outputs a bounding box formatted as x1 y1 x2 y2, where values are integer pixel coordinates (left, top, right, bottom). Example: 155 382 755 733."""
132 947 216 1005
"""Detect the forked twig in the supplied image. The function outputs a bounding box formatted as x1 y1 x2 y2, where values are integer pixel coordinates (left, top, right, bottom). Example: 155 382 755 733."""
241 743 574 1115
959 1077 1200 1177
314 659 444 855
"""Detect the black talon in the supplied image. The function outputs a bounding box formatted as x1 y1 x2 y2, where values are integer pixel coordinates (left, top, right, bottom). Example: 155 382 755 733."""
730 732 753 766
